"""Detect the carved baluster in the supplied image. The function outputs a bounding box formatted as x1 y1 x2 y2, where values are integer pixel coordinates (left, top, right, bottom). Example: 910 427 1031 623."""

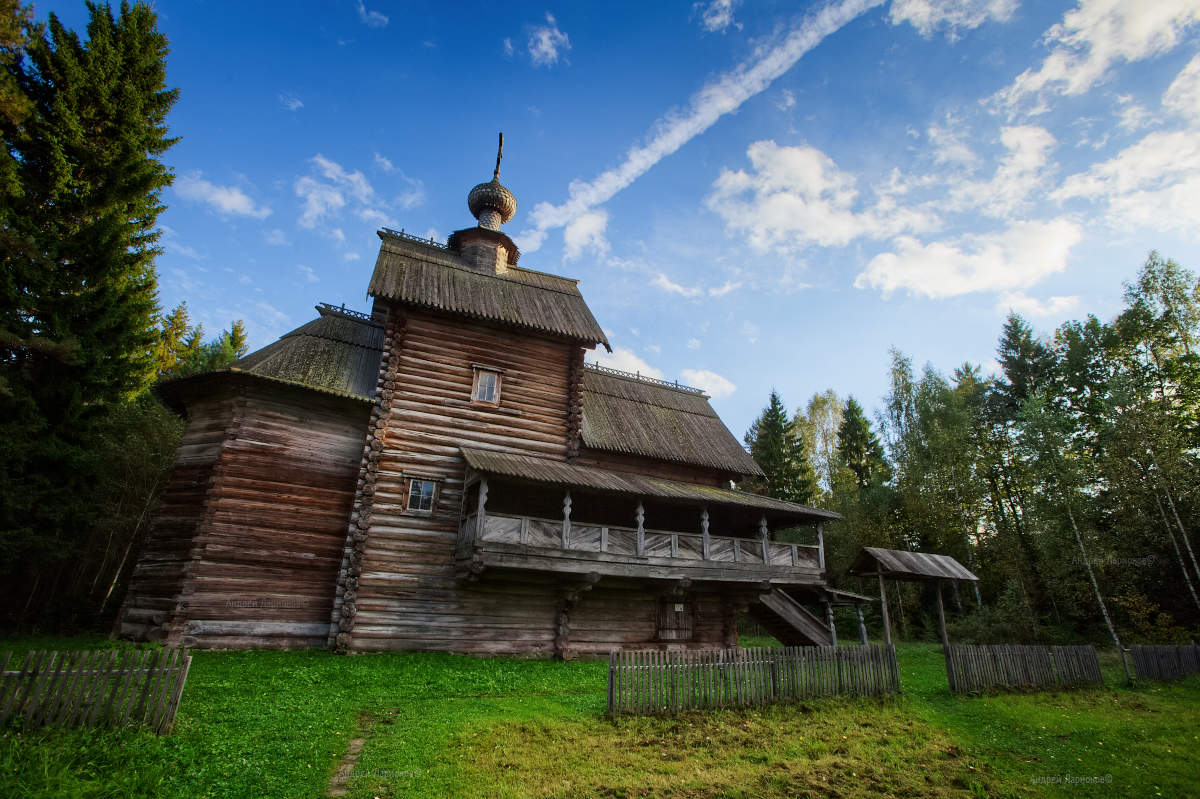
759 515 769 563
816 523 825 571
562 490 572 549
475 477 488 542
700 507 710 560
635 500 645 556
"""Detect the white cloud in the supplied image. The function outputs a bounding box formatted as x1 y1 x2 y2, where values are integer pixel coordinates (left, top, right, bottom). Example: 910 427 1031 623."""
344 252 361 262
949 125 1057 217
708 280 741 297
563 210 609 260
776 89 797 111
503 37 514 57
695 0 741 33
264 228 290 246
1116 98 1155 131
295 154 417 231
687 337 702 349
1053 129 1200 233
591 347 664 379
994 0 1200 115
927 115 978 167
707 140 936 250
279 93 303 111
1164 52 1200 121
176 172 272 219
996 291 1081 317
355 0 388 28
518 0 883 249
680 368 737 399
652 273 704 298
889 0 1016 39
159 225 201 259
374 152 396 172
296 264 319 283
855 218 1082 299
528 13 570 67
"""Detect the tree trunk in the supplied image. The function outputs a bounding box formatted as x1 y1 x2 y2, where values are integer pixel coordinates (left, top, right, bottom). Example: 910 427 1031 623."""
1154 492 1200 613
1065 501 1130 681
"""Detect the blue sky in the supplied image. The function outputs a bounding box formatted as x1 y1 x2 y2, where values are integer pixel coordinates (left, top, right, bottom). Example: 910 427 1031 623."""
40 0 1200 437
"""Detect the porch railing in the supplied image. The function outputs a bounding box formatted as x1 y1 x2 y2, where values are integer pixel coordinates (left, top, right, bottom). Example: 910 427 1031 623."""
459 512 821 570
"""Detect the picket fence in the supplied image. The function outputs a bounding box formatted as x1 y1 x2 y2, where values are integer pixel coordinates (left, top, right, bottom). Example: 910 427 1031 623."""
0 648 191 734
1130 644 1200 682
945 644 1102 694
607 645 899 714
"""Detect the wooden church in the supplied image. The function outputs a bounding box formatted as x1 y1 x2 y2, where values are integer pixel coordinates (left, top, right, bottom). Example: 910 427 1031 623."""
116 145 842 657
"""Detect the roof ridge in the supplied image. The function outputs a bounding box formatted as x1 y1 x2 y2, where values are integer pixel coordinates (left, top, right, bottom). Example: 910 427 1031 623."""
584 363 708 397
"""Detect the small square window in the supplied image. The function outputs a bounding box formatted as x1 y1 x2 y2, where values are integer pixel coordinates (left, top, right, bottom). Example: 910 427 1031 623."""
472 367 502 405
407 478 437 513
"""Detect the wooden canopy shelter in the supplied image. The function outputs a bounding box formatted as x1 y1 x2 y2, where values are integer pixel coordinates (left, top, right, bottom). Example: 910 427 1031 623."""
849 547 979 647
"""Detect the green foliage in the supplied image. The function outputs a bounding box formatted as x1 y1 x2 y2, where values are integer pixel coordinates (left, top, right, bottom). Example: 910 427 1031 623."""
743 390 817 504
154 303 248 379
836 396 889 490
0 1 178 627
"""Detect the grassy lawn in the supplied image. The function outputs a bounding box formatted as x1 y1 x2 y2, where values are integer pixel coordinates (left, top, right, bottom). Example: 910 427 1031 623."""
0 635 1196 798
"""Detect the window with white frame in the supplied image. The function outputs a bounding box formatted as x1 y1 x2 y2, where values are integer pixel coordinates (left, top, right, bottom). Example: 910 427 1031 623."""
471 366 503 405
406 478 438 514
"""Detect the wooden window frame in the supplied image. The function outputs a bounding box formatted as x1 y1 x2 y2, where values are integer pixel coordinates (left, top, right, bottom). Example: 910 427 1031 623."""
471 364 505 407
404 476 441 516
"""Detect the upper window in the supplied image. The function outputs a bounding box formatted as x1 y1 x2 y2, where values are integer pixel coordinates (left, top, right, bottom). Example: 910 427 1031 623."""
471 366 503 405
407 478 438 514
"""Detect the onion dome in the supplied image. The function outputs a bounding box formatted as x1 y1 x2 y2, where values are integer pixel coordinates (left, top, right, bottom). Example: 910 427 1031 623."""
468 133 517 231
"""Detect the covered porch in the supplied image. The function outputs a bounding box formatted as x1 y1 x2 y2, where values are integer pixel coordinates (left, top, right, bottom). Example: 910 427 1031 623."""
455 448 838 589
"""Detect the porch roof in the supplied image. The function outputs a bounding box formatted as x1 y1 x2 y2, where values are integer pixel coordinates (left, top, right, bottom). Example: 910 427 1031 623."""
460 448 840 524
848 546 979 582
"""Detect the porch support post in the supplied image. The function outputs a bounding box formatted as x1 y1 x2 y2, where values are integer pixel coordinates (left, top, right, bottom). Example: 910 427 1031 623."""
856 604 869 646
700 506 710 560
878 572 893 646
635 500 645 556
562 490 572 549
824 600 838 647
816 523 825 571
474 477 489 543
759 515 769 560
936 579 949 649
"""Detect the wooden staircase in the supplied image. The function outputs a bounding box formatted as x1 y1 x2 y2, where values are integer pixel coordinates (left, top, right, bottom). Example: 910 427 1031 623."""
749 588 833 646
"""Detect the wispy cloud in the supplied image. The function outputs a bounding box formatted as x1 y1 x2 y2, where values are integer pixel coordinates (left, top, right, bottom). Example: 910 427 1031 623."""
996 291 1081 318
528 13 570 67
519 0 884 250
294 154 423 232
680 368 736 398
279 92 303 111
374 152 396 172
176 171 272 219
296 264 320 283
563 210 609 260
888 0 1016 41
264 228 290 246
355 0 388 28
993 0 1200 116
694 0 741 33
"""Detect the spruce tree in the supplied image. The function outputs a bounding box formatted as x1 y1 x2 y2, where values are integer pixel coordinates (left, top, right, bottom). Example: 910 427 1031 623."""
836 396 889 489
744 390 817 504
0 1 177 618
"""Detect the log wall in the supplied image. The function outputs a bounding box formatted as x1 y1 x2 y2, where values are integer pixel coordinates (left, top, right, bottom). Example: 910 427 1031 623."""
117 382 368 649
333 308 742 656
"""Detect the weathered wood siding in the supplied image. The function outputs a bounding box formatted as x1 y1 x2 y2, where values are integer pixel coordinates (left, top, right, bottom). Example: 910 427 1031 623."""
118 383 367 649
334 308 738 655
116 390 237 642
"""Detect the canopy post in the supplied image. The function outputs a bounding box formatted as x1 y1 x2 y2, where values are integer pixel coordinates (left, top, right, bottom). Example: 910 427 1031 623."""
856 604 868 645
700 506 710 559
759 516 769 559
878 572 893 646
936 578 949 649
474 477 488 543
824 600 837 646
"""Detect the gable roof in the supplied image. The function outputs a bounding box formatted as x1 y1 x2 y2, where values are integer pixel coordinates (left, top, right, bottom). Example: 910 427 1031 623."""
848 547 979 582
367 230 610 349
580 365 764 478
157 304 384 408
461 448 837 523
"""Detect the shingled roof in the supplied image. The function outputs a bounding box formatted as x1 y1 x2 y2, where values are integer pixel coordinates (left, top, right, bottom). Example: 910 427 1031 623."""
580 365 764 478
157 304 384 407
367 230 610 349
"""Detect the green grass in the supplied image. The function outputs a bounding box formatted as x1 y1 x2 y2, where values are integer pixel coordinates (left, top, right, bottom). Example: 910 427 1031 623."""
1 636 1197 798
